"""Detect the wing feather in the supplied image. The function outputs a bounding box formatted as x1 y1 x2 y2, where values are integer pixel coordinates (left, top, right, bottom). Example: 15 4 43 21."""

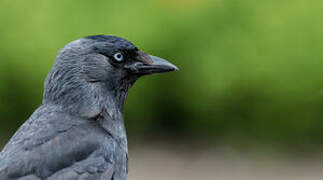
0 106 115 180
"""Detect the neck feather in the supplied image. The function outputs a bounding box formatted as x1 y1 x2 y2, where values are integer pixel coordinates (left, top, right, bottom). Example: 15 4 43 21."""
42 67 131 119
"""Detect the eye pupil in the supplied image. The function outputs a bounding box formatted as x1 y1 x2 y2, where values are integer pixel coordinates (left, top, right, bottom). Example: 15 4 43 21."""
113 52 123 62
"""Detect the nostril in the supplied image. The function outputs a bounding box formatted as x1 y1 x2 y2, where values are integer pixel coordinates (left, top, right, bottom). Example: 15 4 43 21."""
136 51 154 65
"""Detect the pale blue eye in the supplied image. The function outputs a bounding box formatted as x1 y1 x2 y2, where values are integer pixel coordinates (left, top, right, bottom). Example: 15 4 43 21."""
113 52 124 62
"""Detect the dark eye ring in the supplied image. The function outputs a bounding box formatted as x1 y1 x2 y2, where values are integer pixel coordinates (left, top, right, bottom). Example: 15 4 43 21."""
113 52 124 62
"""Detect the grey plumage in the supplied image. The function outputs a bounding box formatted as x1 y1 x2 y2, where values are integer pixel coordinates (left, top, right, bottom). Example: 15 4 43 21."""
0 35 178 180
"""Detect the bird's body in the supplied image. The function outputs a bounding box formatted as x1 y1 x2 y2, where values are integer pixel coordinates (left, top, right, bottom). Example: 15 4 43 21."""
0 105 126 180
0 35 177 180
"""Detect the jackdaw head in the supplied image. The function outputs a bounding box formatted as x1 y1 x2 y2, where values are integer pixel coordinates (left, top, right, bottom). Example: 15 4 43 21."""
43 35 178 115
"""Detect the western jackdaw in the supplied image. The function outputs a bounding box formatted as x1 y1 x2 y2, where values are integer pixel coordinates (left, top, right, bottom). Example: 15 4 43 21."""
0 35 178 180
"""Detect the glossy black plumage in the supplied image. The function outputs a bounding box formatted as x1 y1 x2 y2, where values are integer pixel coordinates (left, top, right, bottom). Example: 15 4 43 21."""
0 35 178 180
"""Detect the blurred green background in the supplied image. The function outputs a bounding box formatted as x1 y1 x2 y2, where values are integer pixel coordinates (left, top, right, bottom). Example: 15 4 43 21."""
1 0 323 151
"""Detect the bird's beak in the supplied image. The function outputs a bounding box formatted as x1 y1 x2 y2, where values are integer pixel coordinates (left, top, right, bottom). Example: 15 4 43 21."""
126 51 179 75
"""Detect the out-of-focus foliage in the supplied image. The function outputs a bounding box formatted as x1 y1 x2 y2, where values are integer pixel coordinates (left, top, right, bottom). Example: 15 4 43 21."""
0 0 323 148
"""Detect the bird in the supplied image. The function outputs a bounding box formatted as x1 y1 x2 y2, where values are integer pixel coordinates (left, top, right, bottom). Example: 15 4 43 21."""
0 35 178 180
